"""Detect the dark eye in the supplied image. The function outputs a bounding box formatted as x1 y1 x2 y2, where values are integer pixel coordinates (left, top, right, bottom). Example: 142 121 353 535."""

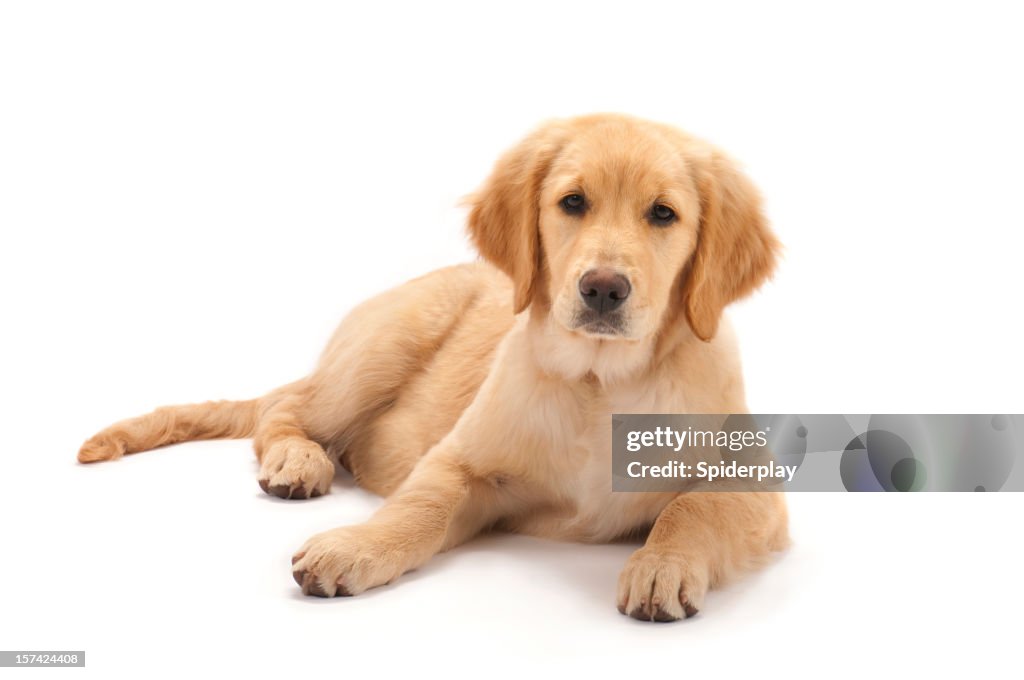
649 203 676 226
560 193 586 215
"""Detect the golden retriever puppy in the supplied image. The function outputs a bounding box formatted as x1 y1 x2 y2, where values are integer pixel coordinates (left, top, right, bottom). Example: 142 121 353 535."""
79 113 788 622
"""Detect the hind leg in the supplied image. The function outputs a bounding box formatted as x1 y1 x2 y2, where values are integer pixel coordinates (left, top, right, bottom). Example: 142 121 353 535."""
253 264 508 499
254 389 336 499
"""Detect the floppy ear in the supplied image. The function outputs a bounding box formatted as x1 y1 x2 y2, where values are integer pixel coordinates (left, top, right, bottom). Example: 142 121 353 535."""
683 150 780 341
468 124 565 313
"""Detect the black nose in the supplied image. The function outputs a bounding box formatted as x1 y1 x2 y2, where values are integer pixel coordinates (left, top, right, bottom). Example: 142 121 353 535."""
578 269 631 313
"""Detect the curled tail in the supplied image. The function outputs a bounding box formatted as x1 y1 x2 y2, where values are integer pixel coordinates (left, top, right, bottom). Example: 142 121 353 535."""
78 398 261 463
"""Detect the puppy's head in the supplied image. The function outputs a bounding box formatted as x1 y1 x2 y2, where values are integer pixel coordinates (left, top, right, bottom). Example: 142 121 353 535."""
468 114 778 343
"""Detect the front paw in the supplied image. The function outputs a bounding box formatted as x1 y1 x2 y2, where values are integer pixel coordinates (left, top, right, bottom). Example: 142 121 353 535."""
616 547 708 622
290 525 409 597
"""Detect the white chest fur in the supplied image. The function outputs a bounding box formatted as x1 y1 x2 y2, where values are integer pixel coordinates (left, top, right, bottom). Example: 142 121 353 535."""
543 375 687 541
489 316 738 541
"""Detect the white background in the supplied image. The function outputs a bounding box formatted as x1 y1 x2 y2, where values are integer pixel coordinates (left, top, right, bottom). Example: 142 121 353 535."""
2 1 1023 677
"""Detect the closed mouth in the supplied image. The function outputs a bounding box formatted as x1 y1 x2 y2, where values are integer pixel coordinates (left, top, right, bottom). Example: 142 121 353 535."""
572 310 627 337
